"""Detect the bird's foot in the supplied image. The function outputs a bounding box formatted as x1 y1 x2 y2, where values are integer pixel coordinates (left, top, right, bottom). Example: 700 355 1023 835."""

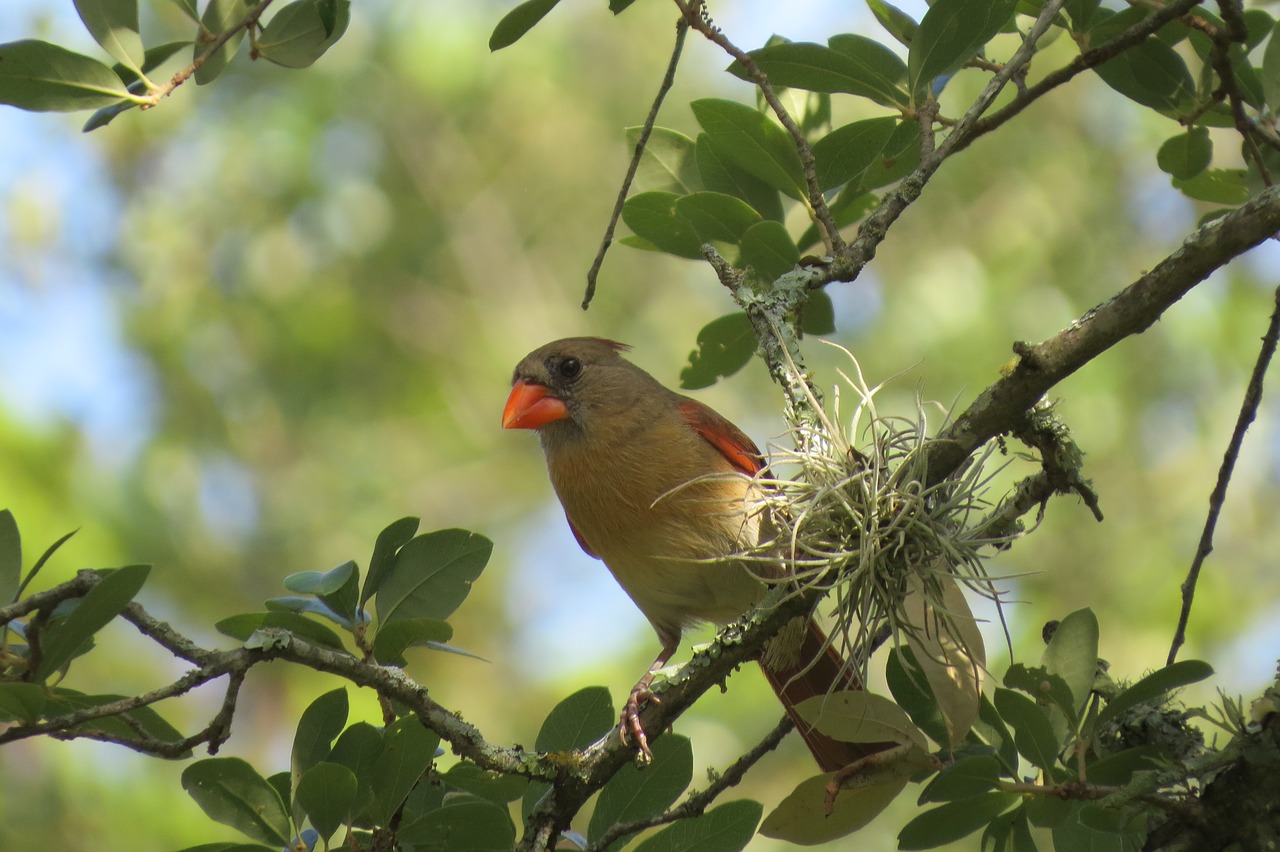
619 685 660 764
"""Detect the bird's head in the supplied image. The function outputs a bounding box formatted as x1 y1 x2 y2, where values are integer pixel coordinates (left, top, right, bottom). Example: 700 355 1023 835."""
502 337 645 433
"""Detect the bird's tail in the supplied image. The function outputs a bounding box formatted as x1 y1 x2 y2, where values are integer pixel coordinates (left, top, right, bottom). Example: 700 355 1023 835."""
758 618 891 773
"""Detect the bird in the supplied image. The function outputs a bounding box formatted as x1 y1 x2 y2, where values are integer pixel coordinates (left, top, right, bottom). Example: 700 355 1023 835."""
502 336 868 772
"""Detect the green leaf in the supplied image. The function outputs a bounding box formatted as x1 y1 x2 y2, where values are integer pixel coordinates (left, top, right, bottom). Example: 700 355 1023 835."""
795 690 929 749
328 721 381 816
1098 659 1214 724
0 40 132 111
523 686 615 819
812 117 900 191
627 126 702 195
216 611 346 650
761 775 906 845
256 0 350 69
361 516 419 606
372 617 453 666
489 0 562 51
296 761 358 841
1064 0 1101 31
181 757 292 846
733 39 908 108
46 688 188 755
918 754 1002 803
1003 663 1079 726
370 716 439 824
0 510 19 604
909 0 1017 97
974 691 1019 773
291 688 348 824
676 192 761 244
801 291 835 335
739 220 799 282
993 688 1060 772
317 0 338 37
898 792 1019 850
1094 38 1195 113
286 561 356 596
398 799 516 848
1052 802 1145 850
1172 168 1249 205
695 133 784 222
867 0 918 48
0 682 47 724
265 596 349 627
633 799 762 852
886 646 950 747
679 313 756 390
1264 20 1280 110
690 98 806 200
621 191 704 260
194 0 251 85
34 565 149 682
375 528 492 625
171 0 199 21
590 735 693 848
1157 127 1212 180
1041 608 1099 721
73 0 144 72
442 762 530 804
1085 744 1165 785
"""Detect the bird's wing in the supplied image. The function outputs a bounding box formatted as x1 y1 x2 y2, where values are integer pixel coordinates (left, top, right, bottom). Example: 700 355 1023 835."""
676 397 764 476
566 513 599 559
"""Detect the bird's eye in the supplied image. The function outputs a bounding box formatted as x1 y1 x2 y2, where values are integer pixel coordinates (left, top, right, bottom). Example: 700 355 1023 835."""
558 357 582 381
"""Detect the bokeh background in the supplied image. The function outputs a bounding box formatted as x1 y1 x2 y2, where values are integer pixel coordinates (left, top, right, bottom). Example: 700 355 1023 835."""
1 0 1277 848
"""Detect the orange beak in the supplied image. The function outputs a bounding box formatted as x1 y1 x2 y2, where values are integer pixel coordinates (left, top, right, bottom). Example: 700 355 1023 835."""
502 379 569 430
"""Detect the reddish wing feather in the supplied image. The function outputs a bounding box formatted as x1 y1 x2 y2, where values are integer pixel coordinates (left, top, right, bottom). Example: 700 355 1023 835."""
566 514 598 559
676 398 764 476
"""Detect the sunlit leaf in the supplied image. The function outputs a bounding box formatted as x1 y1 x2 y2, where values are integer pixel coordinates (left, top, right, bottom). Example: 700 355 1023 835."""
732 38 908 108
675 192 761 244
1264 21 1280 110
216 611 347 650
1041 607 1098 722
761 774 906 844
523 686 614 819
375 528 491 625
1094 38 1195 113
0 40 131 111
0 682 46 724
904 575 985 747
73 0 144 72
1172 168 1249 205
490 0 562 51
181 758 292 846
866 0 918 48
627 126 702 195
796 690 929 750
1003 663 1078 726
442 762 530 804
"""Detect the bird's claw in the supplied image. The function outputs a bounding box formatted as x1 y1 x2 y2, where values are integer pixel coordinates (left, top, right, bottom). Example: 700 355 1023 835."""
619 687 660 763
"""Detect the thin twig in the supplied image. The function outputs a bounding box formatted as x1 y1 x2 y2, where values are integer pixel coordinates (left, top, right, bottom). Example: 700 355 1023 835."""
584 714 795 851
1168 285 1280 665
138 0 275 109
582 17 689 310
673 0 843 253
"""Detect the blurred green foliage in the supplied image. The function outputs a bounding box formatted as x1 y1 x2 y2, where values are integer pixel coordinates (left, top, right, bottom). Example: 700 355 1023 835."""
1 1 1278 849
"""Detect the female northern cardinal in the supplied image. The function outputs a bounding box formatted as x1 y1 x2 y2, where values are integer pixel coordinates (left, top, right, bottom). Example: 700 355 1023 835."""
503 337 864 771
